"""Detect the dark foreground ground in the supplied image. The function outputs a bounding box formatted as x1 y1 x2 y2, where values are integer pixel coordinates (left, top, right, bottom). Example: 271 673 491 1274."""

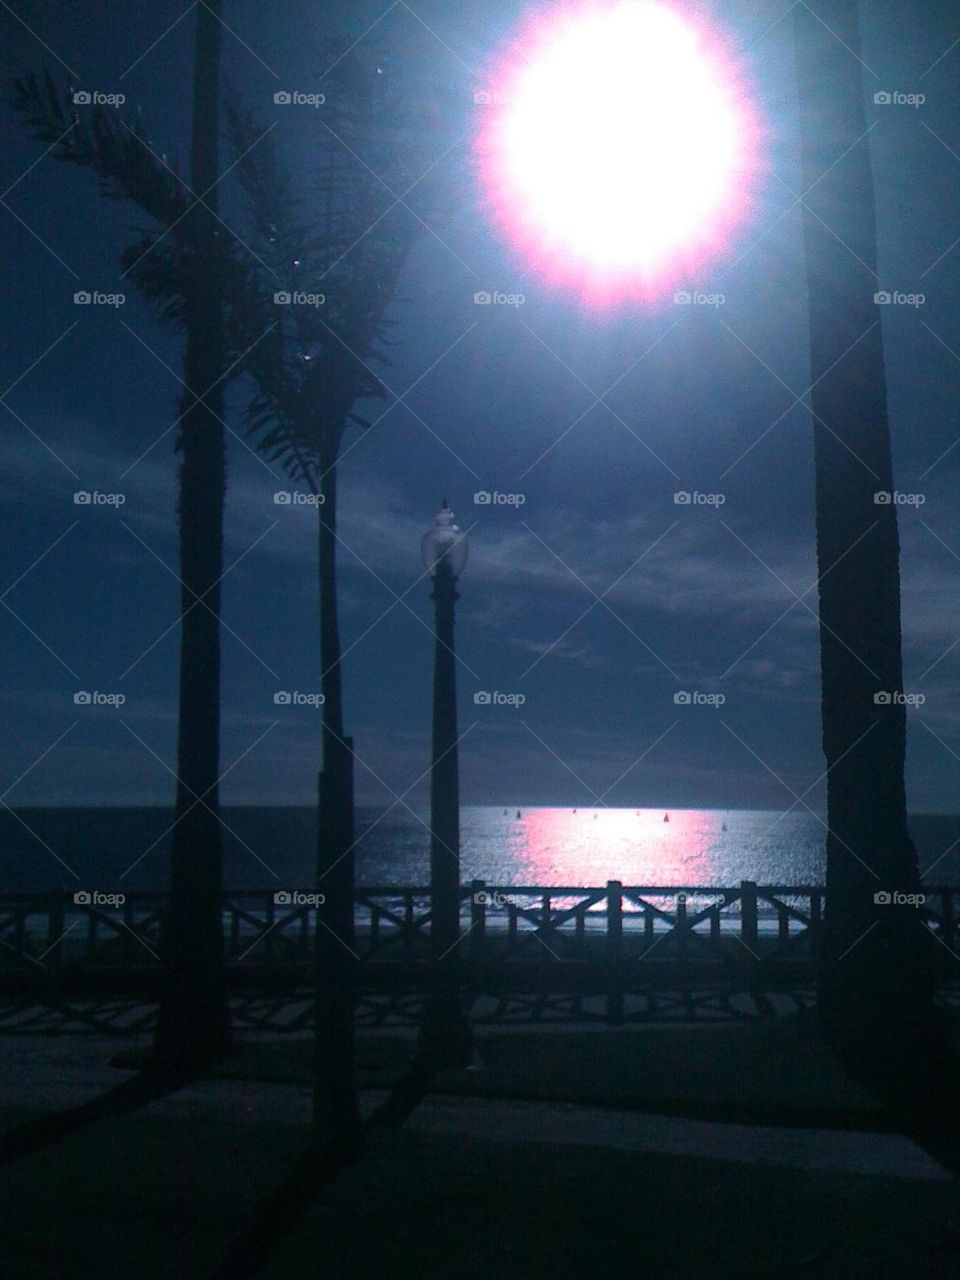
1 1018 958 1279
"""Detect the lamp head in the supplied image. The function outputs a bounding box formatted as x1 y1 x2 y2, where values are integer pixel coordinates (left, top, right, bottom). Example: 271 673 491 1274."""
421 499 468 577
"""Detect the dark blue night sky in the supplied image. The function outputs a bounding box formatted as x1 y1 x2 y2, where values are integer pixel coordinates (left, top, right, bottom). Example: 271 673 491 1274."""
3 0 960 810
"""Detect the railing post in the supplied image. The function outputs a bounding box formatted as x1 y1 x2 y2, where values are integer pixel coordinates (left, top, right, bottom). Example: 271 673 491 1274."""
710 902 721 945
941 889 954 950
676 893 688 964
404 892 415 961
810 890 822 952
265 894 276 963
87 899 97 957
123 895 136 964
46 887 65 994
470 880 487 963
606 879 623 1025
778 904 789 947
741 880 759 956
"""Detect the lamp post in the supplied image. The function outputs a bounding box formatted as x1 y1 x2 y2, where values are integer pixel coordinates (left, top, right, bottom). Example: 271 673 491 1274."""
419 501 473 1068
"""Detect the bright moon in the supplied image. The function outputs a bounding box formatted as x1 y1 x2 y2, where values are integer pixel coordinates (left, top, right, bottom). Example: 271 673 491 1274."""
477 1 758 303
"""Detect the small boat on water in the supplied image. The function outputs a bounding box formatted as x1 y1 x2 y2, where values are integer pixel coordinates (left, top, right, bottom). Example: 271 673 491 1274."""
663 813 670 823
516 810 522 819
572 808 577 814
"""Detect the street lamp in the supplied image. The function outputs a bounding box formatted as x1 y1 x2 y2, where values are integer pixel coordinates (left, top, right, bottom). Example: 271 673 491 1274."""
418 500 472 1067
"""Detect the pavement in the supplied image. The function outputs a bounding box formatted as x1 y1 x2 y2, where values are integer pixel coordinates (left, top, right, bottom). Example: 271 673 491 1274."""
0 1032 949 1181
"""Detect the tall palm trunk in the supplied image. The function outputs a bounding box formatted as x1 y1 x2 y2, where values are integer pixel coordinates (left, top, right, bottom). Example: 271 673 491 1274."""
313 431 361 1152
154 0 231 1075
793 1 939 1080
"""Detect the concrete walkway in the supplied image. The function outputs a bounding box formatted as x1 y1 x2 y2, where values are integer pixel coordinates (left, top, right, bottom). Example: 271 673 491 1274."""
0 1033 949 1181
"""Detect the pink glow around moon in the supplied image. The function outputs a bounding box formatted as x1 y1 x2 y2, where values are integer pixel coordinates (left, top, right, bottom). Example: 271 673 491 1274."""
475 1 762 305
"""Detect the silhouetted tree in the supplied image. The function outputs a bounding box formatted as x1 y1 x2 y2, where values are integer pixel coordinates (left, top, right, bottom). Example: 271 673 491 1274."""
225 42 466 1149
12 4 254 1075
793 0 945 1087
150 0 233 1076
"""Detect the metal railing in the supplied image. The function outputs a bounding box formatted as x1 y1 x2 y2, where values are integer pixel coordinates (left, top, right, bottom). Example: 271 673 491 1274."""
2 881 955 978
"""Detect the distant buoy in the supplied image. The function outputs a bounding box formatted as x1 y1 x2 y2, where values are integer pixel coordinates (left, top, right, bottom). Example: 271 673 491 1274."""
663 813 670 823
722 822 727 832
516 810 522 819
573 808 577 814
594 812 598 819
503 809 508 815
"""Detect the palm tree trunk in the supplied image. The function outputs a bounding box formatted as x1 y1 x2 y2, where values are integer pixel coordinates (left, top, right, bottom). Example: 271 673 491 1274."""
154 0 231 1075
793 0 940 1081
313 434 361 1152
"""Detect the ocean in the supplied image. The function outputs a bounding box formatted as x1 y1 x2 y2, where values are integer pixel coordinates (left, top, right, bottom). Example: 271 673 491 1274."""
3 806 960 893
